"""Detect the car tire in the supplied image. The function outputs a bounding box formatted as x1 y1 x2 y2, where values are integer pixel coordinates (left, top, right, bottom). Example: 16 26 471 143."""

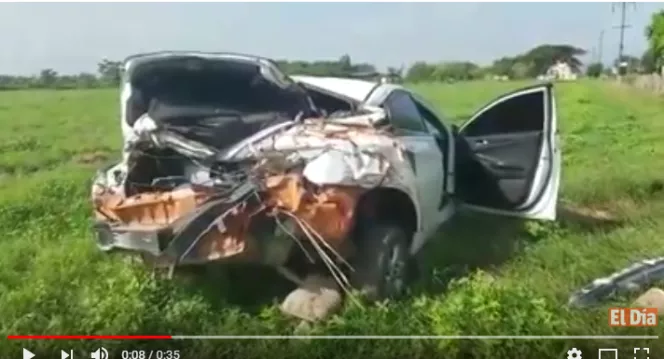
350 222 412 301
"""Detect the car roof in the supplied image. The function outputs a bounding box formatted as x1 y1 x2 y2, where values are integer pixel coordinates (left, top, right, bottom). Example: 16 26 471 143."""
291 75 380 103
123 51 274 65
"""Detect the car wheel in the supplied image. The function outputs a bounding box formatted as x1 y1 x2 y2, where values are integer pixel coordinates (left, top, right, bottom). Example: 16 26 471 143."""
350 222 412 301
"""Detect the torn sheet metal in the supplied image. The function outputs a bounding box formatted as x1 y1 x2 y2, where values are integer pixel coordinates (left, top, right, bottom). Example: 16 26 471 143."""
92 180 261 266
91 110 419 272
568 257 664 307
173 186 260 264
93 185 214 225
232 117 417 194
264 174 363 248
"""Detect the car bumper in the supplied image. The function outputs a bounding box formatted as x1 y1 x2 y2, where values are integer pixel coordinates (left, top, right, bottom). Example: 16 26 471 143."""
93 221 220 267
91 181 261 267
93 221 163 257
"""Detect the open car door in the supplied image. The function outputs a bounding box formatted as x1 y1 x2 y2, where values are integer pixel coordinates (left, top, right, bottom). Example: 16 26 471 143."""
453 83 560 220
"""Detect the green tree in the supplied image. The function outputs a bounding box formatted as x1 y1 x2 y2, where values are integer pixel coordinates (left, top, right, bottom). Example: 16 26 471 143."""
97 59 122 85
276 56 375 77
491 57 515 77
386 66 404 83
431 62 476 81
39 69 58 87
645 10 664 72
488 44 586 78
641 48 657 73
338 54 352 73
525 44 586 74
586 63 604 77
76 73 99 88
510 62 532 79
405 62 436 82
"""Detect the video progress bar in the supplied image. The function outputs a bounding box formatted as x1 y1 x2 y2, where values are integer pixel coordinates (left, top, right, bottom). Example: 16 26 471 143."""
7 335 659 340
170 335 659 340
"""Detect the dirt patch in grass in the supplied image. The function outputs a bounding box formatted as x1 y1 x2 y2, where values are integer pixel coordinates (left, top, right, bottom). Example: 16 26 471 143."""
557 199 639 231
73 151 111 165
559 203 621 222
0 161 66 176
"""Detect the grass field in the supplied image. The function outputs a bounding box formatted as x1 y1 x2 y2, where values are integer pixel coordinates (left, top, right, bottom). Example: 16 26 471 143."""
1 80 664 358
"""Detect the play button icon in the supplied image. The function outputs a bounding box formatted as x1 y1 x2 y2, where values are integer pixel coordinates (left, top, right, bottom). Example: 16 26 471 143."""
61 350 72 359
22 348 35 359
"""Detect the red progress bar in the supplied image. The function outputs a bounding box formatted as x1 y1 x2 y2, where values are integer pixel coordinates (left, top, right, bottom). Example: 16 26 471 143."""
7 335 172 340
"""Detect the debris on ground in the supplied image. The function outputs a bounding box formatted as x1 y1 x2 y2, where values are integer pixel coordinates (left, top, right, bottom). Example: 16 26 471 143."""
280 274 343 322
568 257 664 307
632 287 664 313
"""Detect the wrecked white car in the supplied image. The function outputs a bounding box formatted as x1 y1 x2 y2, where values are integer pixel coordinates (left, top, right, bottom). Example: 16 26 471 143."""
91 51 561 303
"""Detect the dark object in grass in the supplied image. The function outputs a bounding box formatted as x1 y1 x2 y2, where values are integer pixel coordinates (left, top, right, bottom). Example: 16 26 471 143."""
648 180 663 194
568 256 664 307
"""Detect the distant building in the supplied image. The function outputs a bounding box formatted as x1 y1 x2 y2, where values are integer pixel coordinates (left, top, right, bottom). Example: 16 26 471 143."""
540 61 577 81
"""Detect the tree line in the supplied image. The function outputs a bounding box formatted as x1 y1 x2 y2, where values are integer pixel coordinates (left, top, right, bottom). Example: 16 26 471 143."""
0 45 589 90
0 59 123 90
2 10 664 91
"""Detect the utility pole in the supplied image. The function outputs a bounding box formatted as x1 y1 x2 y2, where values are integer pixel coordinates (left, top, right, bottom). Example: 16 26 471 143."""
612 2 636 66
598 29 604 65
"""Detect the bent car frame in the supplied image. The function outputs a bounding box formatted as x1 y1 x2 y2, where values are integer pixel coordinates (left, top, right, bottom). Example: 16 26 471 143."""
91 51 561 302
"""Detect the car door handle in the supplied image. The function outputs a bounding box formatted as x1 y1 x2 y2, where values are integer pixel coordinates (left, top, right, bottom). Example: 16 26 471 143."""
474 139 488 145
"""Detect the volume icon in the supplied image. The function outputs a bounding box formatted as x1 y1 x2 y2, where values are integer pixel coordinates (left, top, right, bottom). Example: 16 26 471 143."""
90 348 107 359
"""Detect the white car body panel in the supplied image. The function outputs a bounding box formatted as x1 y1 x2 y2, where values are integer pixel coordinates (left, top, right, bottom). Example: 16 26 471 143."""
285 73 456 253
300 78 560 245
398 134 447 252
291 75 376 103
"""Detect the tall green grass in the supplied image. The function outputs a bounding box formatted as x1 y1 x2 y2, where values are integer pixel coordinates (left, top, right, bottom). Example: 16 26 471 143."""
1 80 663 357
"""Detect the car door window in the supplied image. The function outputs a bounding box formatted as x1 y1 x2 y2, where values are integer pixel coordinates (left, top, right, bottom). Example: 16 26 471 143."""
384 91 428 133
412 99 448 138
462 91 545 137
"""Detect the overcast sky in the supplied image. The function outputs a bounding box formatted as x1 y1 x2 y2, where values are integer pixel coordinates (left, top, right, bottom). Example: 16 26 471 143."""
0 2 662 75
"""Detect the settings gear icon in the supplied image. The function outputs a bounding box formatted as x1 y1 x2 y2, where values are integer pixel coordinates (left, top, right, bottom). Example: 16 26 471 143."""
567 348 582 359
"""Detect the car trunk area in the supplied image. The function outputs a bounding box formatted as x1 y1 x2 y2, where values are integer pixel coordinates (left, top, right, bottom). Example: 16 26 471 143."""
120 56 314 196
124 56 311 150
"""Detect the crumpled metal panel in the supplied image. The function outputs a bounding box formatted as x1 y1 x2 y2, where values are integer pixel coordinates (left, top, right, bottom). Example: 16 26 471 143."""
92 110 417 270
264 174 363 247
93 185 213 226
